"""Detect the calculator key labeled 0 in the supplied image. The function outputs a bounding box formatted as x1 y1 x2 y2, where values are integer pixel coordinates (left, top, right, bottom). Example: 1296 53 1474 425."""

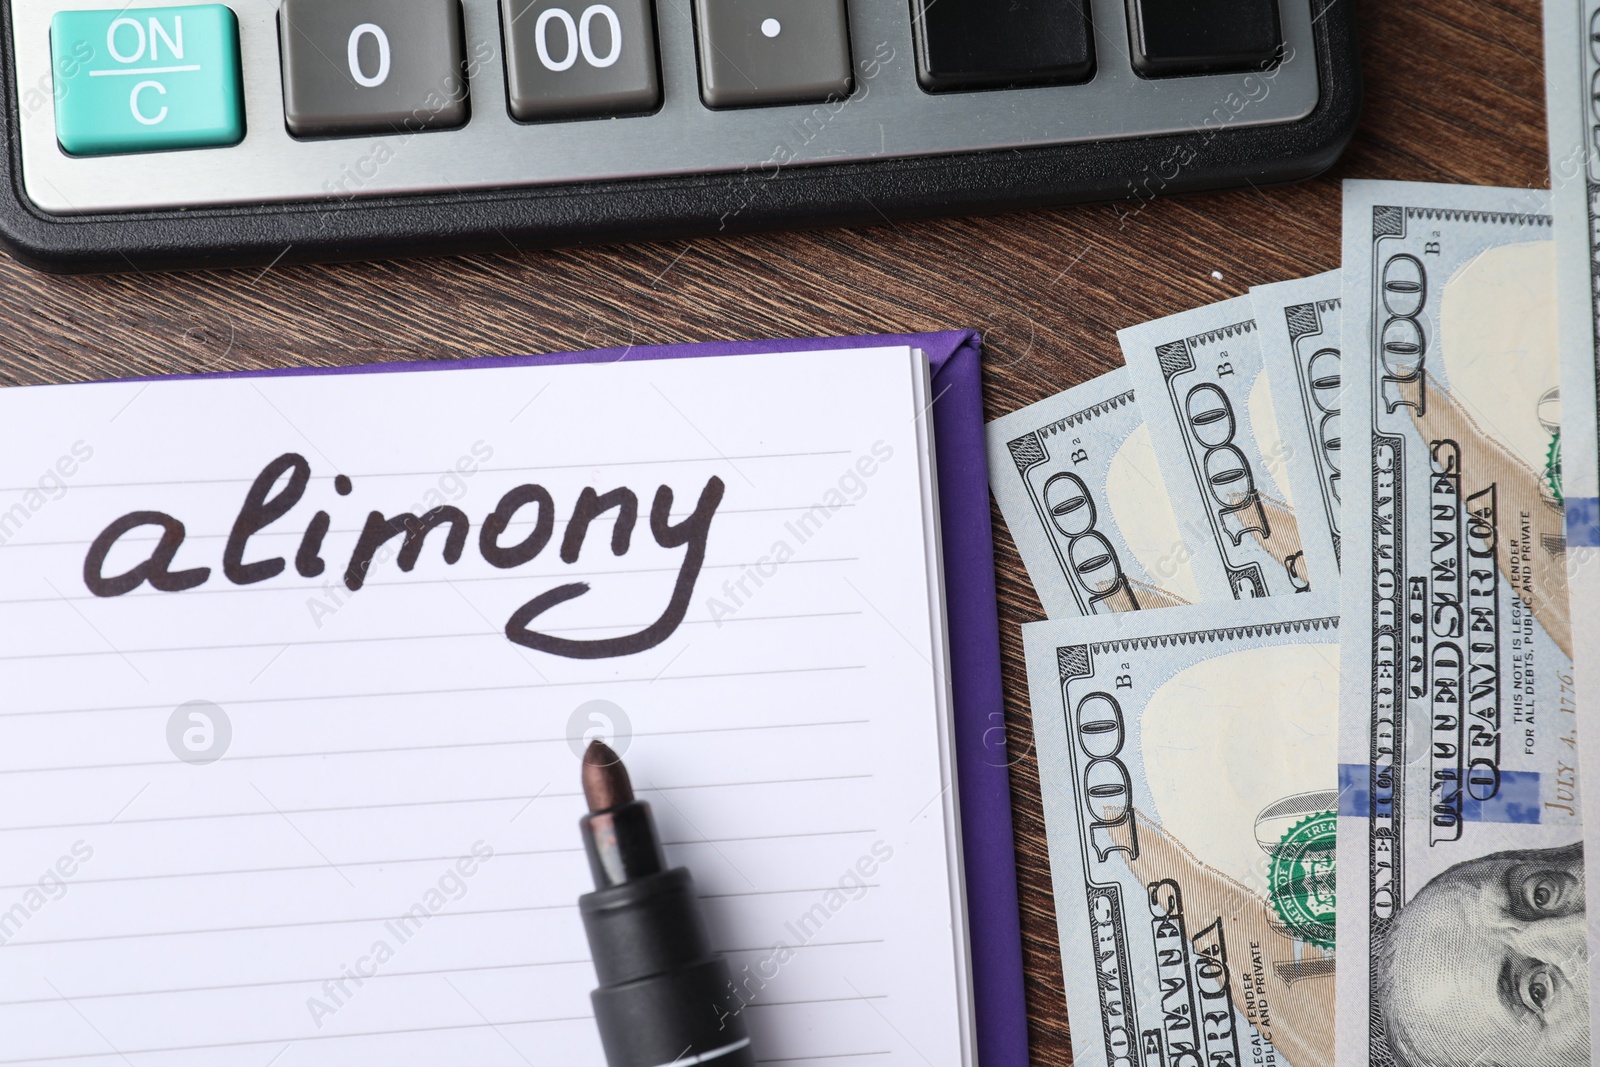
502 0 661 122
49 5 244 156
279 0 471 137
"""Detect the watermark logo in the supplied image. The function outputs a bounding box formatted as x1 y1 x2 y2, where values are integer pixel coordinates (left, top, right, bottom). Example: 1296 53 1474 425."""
567 699 631 760
166 700 231 765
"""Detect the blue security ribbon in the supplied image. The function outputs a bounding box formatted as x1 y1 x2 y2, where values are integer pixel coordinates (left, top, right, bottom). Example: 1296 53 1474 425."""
1568 497 1600 547
1338 764 1541 824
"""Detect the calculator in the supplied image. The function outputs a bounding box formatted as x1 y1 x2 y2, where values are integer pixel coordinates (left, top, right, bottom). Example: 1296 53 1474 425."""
0 0 1359 273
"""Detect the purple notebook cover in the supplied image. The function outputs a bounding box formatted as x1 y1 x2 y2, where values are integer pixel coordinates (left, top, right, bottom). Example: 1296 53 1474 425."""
183 330 1027 1067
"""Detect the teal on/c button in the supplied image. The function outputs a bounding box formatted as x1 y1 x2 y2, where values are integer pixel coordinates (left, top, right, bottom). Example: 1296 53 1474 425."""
51 5 244 156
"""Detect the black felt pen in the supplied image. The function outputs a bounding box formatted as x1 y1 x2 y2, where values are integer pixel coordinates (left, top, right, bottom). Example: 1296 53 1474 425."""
578 741 755 1067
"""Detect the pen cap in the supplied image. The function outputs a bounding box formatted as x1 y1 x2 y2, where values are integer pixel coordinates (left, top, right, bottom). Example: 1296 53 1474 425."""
579 866 713 987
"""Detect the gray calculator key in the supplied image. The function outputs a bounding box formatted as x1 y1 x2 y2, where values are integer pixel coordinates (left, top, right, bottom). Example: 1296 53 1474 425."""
503 0 661 121
280 0 470 137
694 0 852 108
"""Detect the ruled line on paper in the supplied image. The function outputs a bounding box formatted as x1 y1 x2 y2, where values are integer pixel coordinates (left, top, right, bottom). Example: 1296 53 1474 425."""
0 663 869 720
0 953 889 1011
755 1053 893 1064
0 1017 599 1065
9 904 577 948
0 829 880 891
0 557 863 606
0 774 875 833
0 719 872 777
9 886 890 948
0 994 892 1065
0 611 863 665
0 957 579 1005
632 994 892 1012
0 449 857 495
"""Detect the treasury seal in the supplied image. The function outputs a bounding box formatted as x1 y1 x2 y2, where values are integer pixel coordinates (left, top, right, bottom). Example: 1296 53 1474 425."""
1547 430 1563 505
1269 811 1336 949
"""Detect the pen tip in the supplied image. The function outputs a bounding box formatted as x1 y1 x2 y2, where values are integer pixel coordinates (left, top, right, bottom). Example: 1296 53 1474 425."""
582 740 633 812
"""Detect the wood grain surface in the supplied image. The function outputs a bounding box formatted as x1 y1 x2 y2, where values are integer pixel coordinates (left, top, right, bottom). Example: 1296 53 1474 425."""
0 0 1549 1061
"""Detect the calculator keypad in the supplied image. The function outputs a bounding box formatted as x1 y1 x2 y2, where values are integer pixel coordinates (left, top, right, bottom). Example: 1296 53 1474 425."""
694 0 853 109
50 5 244 156
279 0 468 137
23 0 1322 215
502 0 661 121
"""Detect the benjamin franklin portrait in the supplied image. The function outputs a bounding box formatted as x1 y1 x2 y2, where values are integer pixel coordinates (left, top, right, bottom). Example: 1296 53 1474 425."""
1374 841 1588 1066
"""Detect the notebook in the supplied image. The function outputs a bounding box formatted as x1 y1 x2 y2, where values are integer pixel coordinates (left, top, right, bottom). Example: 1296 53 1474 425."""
0 335 1022 1067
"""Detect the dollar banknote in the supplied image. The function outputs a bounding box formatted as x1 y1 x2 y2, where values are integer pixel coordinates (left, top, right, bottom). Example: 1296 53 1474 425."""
1251 270 1345 577
1120 295 1327 599
1545 0 1600 1055
1024 598 1340 1067
1546 0 1600 550
1335 179 1585 1067
987 368 1227 616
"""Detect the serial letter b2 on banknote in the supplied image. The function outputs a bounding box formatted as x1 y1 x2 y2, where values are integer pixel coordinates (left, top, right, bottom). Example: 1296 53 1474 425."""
1336 180 1585 1067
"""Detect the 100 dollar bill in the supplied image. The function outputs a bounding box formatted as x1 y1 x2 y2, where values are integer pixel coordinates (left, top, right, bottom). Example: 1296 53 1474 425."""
1544 0 1600 1057
987 369 1220 616
1120 296 1324 599
1545 0 1600 543
1251 270 1344 578
1335 179 1584 1067
1025 599 1339 1067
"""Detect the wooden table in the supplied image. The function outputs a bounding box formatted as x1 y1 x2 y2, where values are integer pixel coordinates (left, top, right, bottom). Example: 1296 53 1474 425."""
0 0 1546 1060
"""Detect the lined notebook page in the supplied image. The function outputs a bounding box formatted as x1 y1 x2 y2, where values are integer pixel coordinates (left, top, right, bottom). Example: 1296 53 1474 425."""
0 347 970 1067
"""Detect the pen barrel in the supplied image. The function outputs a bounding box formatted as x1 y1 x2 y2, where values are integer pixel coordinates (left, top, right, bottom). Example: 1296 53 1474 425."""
579 867 711 987
580 868 753 1067
590 957 754 1067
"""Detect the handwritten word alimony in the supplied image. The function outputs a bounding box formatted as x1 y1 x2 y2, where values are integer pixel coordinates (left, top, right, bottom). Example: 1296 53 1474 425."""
80 452 725 661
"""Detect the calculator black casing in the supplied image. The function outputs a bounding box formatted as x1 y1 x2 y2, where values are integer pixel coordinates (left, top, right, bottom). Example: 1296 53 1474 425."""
0 0 1359 274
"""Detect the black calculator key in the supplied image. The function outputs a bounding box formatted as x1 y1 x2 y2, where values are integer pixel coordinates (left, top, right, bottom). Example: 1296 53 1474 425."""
695 0 853 109
912 0 1093 92
502 0 661 121
280 0 469 137
1126 0 1282 77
